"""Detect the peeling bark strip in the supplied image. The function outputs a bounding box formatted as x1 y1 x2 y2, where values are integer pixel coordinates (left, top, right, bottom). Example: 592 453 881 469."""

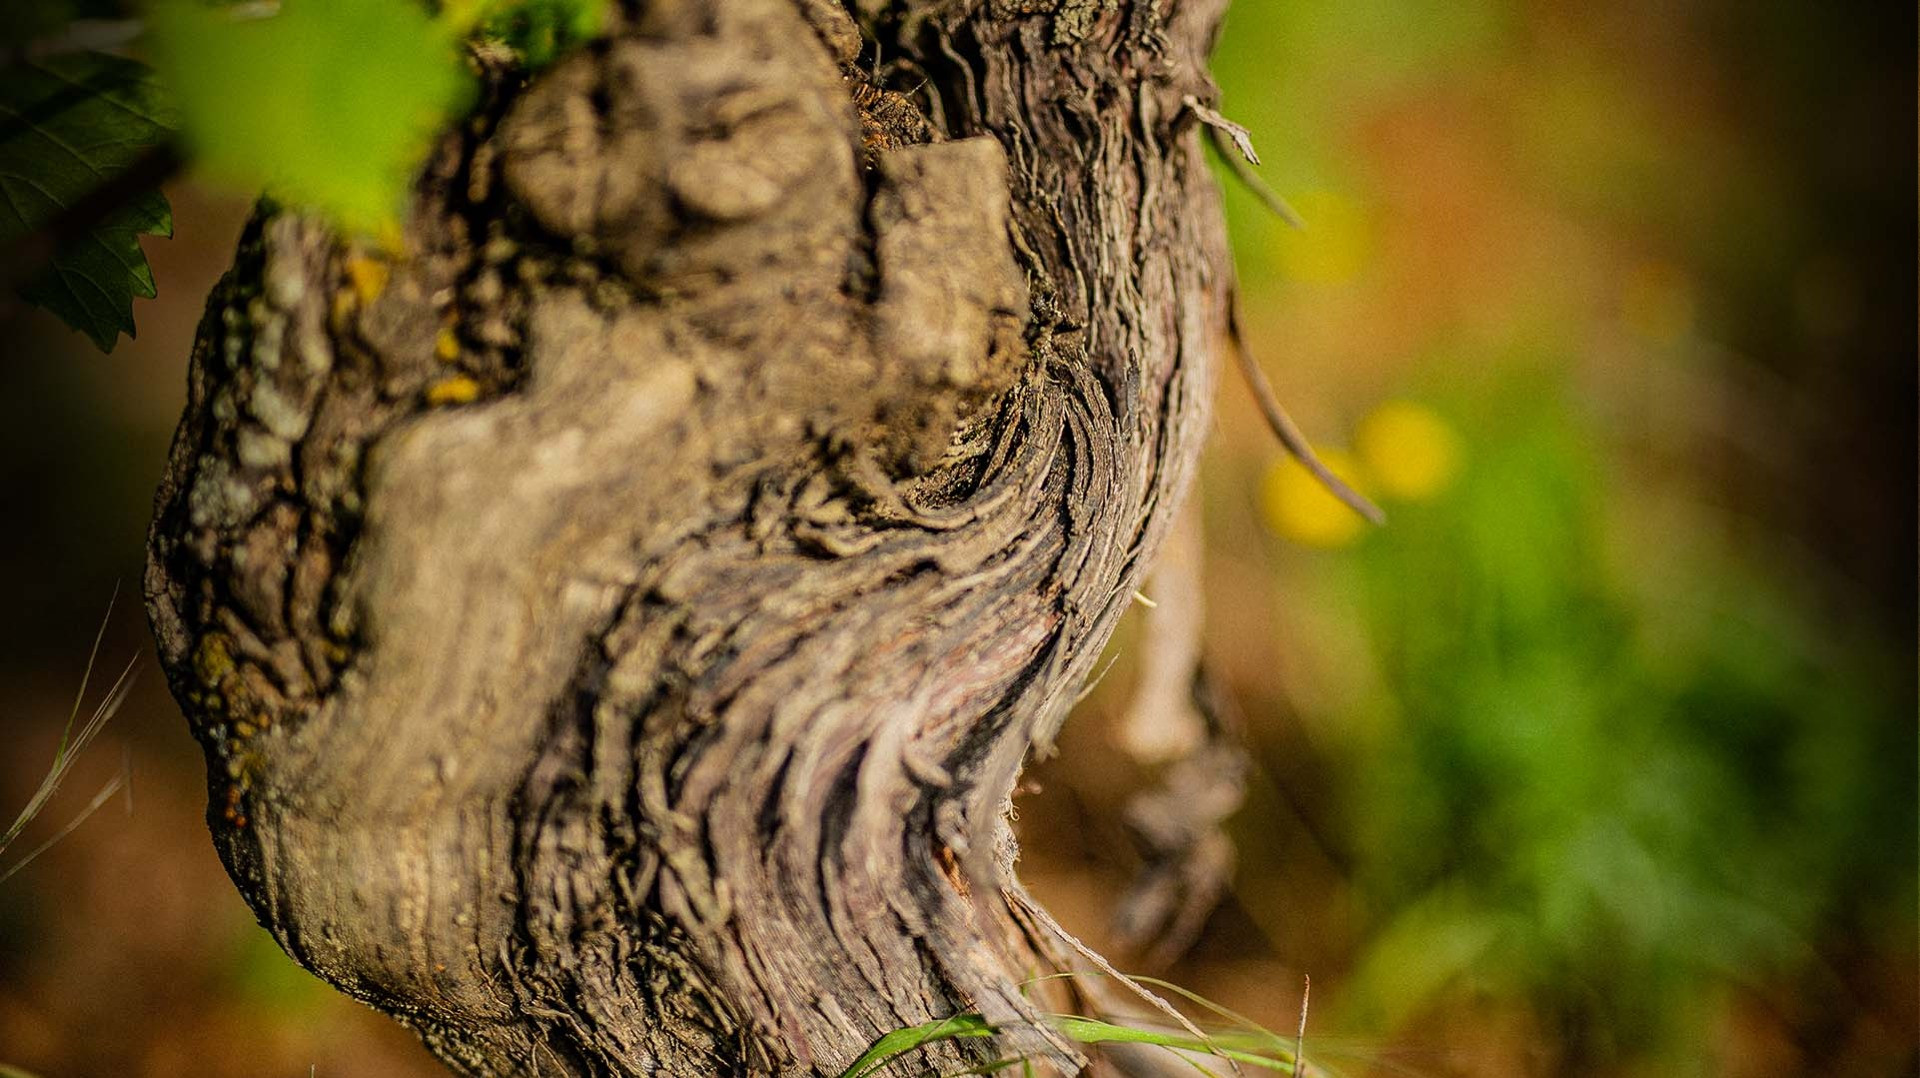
145 1 1232 1074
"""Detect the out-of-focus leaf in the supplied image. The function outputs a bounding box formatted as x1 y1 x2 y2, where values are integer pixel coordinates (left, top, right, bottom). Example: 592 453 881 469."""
0 53 175 351
1355 400 1464 502
1261 447 1371 549
452 0 607 68
0 0 75 44
149 0 474 239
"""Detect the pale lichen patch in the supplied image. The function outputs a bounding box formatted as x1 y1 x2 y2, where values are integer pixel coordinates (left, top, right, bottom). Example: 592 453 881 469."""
236 427 292 470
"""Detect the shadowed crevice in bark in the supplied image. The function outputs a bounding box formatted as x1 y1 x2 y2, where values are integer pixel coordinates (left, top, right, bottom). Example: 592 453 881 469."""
145 0 1233 1073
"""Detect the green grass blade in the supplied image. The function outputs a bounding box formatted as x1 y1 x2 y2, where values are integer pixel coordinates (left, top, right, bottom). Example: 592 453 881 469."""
1047 1016 1295 1073
1021 970 1309 1072
842 986 1320 1078
836 1013 997 1078
1129 975 1291 1051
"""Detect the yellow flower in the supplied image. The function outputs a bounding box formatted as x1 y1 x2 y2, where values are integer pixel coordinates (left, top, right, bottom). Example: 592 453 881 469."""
1276 190 1374 285
1262 448 1371 548
1356 400 1464 502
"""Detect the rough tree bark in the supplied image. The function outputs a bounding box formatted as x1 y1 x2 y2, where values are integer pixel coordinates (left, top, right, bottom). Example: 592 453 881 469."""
145 0 1234 1073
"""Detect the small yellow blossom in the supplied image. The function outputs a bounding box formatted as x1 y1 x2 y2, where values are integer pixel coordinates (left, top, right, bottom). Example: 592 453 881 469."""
1261 448 1371 548
1356 400 1464 502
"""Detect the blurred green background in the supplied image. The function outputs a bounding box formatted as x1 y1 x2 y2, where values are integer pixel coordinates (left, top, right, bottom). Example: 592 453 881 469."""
0 2 1913 1076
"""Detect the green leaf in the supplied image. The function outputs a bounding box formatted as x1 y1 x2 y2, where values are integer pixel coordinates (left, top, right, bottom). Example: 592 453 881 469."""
149 0 474 239
0 53 175 351
454 0 607 68
1047 1016 1293 1073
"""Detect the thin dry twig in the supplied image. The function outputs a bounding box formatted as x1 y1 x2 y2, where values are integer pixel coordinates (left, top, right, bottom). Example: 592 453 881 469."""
1011 890 1243 1075
1294 974 1311 1078
3 611 133 850
1185 99 1306 230
0 772 124 887
1227 304 1385 526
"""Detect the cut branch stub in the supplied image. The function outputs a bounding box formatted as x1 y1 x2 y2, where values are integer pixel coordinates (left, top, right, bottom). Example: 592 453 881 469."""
144 1 1232 1075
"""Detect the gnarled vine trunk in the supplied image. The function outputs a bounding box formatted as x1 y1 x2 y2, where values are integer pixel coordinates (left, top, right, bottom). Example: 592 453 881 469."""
145 0 1232 1073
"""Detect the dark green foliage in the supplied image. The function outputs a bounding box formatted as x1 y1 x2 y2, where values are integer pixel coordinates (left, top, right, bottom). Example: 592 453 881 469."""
0 53 173 350
1321 380 1914 1063
4 0 607 351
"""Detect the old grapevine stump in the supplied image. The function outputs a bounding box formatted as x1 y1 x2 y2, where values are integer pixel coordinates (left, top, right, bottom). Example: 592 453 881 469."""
147 1 1233 1073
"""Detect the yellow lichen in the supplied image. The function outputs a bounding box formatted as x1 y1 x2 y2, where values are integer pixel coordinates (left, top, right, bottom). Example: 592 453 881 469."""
425 375 482 406
344 254 390 306
435 326 461 362
193 633 235 688
329 289 357 331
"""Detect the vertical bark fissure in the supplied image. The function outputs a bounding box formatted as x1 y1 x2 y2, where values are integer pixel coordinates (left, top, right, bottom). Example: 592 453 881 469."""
146 1 1234 1074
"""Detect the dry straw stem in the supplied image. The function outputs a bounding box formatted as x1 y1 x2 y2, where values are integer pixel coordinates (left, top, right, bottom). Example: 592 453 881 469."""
0 595 135 885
